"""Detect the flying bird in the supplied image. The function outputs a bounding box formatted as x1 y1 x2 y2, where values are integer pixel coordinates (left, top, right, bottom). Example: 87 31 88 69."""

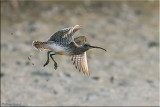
32 25 106 76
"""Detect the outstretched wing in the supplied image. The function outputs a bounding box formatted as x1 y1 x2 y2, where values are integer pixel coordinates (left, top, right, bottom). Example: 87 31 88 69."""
71 52 89 76
48 25 82 45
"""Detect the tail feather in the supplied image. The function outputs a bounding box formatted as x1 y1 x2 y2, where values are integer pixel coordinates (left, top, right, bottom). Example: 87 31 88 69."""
32 41 51 51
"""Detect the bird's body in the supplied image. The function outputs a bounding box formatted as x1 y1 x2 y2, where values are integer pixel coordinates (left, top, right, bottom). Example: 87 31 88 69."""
33 25 106 76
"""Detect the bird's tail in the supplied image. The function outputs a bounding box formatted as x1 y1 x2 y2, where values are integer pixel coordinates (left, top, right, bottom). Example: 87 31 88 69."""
32 41 51 51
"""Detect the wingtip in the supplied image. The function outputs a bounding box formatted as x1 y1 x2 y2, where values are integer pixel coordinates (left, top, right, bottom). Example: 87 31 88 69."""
75 25 82 29
32 40 36 46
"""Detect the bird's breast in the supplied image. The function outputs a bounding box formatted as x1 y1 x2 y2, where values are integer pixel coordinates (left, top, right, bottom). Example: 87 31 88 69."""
49 43 66 53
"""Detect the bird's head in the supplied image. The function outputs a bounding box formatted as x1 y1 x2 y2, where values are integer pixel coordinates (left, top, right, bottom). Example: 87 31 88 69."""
83 43 106 51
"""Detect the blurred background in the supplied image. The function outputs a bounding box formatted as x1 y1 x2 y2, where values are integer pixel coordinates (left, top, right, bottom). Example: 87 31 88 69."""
1 0 159 106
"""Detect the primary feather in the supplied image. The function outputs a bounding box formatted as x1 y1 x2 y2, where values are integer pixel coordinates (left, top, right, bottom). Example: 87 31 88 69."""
71 52 89 76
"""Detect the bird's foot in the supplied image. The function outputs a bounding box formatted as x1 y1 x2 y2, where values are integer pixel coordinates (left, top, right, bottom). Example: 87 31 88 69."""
43 62 48 67
54 63 58 70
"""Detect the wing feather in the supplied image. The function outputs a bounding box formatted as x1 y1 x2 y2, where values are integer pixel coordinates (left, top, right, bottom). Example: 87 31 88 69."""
78 56 81 72
71 52 89 76
48 25 82 45
72 55 76 64
74 36 86 46
63 25 82 38
75 55 79 69
81 56 85 74
84 52 89 75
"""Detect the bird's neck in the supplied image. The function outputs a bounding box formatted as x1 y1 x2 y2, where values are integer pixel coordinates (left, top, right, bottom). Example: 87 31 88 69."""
70 46 87 55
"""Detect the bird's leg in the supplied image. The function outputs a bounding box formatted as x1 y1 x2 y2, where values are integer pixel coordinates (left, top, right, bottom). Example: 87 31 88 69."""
43 51 52 67
50 54 58 70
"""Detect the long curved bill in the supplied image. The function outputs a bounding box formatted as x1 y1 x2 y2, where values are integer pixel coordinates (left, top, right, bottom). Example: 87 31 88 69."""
90 45 106 51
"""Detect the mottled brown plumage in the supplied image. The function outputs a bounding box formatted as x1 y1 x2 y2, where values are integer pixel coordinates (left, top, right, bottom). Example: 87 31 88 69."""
33 25 106 76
